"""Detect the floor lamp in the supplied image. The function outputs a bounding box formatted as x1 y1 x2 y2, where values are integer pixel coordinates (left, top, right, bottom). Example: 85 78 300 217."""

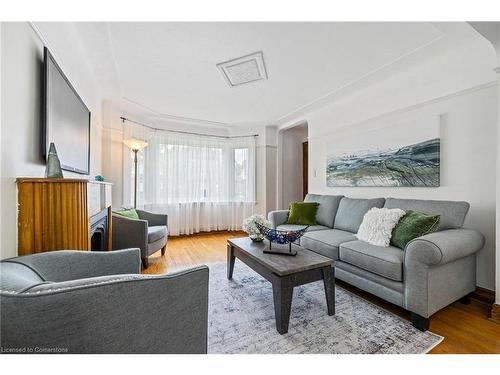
123 138 148 208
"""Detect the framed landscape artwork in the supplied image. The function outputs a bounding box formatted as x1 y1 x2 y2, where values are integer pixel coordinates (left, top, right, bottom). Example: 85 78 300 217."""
326 117 440 187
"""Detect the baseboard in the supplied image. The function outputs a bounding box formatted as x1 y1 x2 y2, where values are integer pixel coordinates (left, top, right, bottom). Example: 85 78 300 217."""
470 287 495 306
490 304 500 324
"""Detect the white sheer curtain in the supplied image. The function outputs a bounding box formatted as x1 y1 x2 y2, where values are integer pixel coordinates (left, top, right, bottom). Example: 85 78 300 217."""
123 123 256 235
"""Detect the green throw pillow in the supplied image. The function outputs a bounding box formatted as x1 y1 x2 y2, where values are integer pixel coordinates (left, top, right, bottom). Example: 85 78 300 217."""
391 210 440 249
286 202 319 225
115 208 140 220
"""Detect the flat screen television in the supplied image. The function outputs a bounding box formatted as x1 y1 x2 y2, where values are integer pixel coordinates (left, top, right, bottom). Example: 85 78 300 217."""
43 47 90 175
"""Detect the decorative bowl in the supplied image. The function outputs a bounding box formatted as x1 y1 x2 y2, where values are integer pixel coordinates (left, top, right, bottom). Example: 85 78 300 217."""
249 233 265 242
255 222 309 248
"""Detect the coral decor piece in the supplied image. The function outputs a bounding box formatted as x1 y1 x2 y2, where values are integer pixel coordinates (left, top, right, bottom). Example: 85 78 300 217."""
242 214 272 242
256 222 308 255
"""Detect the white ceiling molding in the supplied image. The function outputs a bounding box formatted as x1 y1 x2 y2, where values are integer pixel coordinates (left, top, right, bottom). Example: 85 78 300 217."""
34 22 496 127
275 25 446 126
148 115 232 129
122 97 232 129
217 51 268 87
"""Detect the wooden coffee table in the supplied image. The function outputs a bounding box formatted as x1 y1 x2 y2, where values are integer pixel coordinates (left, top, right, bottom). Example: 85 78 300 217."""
227 237 335 334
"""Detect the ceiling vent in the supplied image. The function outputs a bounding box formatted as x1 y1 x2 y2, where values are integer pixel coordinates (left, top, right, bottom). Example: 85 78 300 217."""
217 51 268 87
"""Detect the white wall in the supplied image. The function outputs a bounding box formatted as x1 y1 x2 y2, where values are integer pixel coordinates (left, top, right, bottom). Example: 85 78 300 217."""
468 21 500 305
496 68 500 303
497 71 500 303
305 85 496 290
0 22 3 259
279 124 308 209
0 23 103 259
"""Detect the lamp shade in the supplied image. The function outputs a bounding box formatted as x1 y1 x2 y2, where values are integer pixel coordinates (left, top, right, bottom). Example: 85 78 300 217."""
123 138 148 151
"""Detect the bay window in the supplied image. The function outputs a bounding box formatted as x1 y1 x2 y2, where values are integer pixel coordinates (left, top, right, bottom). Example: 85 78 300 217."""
124 125 256 235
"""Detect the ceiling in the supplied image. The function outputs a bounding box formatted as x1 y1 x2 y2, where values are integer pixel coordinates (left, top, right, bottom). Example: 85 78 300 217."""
34 22 490 128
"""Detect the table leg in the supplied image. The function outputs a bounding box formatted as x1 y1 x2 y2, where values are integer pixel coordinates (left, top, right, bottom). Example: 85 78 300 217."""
227 244 235 280
322 266 335 316
272 278 294 334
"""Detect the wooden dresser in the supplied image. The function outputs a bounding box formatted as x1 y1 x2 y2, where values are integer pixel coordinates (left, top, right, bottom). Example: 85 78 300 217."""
16 178 112 255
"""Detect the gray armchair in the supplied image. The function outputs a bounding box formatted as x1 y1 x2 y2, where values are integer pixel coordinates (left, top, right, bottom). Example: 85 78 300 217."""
0 249 209 353
112 209 168 268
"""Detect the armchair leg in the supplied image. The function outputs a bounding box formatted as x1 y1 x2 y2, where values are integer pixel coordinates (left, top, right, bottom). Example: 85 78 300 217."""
161 245 166 256
411 312 430 332
141 257 149 269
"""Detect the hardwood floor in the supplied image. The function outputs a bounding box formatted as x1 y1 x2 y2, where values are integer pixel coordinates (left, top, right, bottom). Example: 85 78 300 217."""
143 231 500 354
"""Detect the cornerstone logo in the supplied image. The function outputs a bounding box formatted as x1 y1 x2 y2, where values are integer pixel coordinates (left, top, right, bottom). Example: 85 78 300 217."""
1 346 69 353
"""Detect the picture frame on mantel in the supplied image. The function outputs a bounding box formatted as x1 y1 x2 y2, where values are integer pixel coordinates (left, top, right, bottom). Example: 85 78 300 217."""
326 116 440 187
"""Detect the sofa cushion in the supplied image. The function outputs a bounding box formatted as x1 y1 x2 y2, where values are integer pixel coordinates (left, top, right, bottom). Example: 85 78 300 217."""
277 224 330 232
384 198 469 230
300 229 356 260
286 202 319 225
356 207 406 247
148 225 167 244
334 197 385 233
304 194 343 228
114 208 140 220
339 240 403 281
0 261 47 293
335 261 404 293
390 211 440 249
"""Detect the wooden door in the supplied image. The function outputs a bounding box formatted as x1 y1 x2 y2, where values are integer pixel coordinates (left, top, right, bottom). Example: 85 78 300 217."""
302 141 308 199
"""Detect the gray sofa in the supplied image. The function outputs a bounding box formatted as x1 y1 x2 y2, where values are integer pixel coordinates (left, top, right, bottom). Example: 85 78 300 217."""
0 249 209 353
268 194 485 331
112 209 168 269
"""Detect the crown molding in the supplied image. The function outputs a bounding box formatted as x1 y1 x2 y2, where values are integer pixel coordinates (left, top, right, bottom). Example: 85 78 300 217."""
149 115 231 129
122 97 231 129
274 27 446 126
305 80 497 139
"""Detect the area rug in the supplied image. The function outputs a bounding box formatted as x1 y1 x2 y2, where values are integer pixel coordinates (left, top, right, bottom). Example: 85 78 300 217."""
207 262 443 354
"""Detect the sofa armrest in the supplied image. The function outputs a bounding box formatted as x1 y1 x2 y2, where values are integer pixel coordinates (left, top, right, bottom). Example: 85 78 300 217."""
112 214 148 258
404 228 485 266
268 210 289 228
403 228 484 318
137 210 168 227
4 249 141 282
0 266 209 353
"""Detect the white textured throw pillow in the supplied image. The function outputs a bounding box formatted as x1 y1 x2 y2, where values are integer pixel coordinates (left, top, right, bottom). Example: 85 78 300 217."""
356 207 406 247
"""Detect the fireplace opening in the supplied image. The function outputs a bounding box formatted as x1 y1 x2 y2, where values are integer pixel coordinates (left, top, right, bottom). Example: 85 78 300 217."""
90 210 108 251
91 227 106 251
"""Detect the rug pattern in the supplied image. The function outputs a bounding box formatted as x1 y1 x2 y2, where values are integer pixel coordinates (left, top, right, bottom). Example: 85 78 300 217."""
207 262 443 354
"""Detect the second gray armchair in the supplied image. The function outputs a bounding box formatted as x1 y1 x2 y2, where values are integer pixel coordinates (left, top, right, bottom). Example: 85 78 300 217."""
112 209 168 268
0 249 209 353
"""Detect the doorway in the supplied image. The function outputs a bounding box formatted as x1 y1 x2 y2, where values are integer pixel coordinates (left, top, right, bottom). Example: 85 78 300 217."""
279 122 308 209
303 141 308 199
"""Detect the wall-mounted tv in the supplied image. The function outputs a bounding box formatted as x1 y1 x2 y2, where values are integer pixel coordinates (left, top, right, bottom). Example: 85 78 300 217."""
43 47 90 175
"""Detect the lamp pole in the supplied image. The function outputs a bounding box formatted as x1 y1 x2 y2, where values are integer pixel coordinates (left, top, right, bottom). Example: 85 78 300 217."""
123 136 148 209
133 149 139 208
